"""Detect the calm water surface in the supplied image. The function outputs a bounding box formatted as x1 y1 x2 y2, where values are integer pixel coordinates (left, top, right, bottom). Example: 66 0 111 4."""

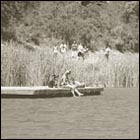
1 88 139 139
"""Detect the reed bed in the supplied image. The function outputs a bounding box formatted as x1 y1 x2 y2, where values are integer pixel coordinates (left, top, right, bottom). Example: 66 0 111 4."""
1 41 139 87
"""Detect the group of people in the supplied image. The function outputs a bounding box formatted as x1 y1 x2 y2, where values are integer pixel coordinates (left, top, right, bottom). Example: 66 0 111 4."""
48 70 85 97
53 41 89 60
49 43 111 97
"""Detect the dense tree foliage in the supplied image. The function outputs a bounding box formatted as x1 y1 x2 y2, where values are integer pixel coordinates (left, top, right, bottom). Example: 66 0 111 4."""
1 1 139 52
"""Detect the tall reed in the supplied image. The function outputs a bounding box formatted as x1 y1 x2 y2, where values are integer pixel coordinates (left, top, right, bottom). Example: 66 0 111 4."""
1 41 139 87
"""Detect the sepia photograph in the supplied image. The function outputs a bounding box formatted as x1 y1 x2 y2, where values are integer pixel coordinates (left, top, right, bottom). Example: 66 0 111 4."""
1 1 139 139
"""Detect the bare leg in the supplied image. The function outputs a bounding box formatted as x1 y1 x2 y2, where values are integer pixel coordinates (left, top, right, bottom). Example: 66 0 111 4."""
65 84 77 97
71 89 76 97
74 88 84 96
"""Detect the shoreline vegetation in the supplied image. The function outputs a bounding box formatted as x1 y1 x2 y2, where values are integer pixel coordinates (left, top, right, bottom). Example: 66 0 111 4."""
1 40 139 88
1 2 139 88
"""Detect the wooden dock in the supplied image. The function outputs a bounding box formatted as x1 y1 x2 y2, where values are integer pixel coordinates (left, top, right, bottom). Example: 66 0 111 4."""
1 86 104 98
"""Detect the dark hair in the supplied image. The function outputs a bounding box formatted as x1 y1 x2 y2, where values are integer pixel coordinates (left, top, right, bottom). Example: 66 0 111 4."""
52 74 59 79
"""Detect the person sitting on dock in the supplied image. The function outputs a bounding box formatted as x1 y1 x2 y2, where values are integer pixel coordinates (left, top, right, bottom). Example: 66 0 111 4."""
48 74 59 88
59 70 84 97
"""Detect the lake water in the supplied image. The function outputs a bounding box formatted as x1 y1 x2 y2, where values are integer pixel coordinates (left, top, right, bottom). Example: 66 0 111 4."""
1 88 139 139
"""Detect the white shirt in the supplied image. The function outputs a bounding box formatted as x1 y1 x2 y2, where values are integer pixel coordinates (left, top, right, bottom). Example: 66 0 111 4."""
60 44 67 53
105 47 111 53
53 46 58 53
78 44 84 52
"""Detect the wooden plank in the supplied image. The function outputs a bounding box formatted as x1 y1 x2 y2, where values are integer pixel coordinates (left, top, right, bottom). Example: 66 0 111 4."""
1 86 104 98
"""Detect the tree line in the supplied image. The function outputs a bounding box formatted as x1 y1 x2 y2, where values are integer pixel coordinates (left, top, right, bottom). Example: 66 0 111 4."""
1 1 139 52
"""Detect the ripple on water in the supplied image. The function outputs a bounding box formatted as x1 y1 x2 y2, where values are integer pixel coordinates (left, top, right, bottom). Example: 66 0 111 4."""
1 88 139 139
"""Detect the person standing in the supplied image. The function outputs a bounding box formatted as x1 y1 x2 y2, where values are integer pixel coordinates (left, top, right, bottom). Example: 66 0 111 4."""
71 41 78 58
77 43 85 60
53 45 58 56
60 42 67 54
104 42 111 60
